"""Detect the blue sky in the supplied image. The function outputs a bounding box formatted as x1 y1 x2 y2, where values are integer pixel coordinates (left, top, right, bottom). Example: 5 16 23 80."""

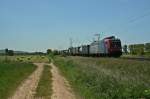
0 0 150 52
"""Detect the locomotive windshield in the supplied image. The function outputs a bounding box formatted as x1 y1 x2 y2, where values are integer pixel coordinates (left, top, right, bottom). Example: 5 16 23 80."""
111 40 121 48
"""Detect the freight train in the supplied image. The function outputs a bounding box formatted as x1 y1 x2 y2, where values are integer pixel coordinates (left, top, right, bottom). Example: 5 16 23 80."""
60 36 122 57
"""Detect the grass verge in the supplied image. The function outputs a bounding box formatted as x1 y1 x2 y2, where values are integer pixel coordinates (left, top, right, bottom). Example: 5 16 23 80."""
54 56 150 99
0 62 37 99
34 65 52 99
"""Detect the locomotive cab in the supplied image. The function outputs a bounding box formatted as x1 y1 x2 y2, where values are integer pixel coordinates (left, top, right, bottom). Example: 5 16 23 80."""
104 36 122 57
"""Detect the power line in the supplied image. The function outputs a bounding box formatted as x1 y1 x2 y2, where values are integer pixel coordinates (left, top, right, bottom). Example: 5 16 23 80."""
129 11 150 23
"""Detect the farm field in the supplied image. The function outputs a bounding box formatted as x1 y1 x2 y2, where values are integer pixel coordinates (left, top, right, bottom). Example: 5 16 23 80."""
0 55 49 63
0 62 36 99
54 56 150 99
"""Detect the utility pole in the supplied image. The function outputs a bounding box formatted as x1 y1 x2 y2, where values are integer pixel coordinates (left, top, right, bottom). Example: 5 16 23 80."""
69 38 73 48
94 33 100 42
94 33 101 54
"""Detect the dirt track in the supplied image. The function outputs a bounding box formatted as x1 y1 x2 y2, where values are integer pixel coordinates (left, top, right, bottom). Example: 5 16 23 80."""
10 63 44 99
9 62 76 99
51 63 76 99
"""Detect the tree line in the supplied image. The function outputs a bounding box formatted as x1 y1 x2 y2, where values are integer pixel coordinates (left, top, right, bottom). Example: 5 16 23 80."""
47 49 59 55
2 49 46 56
123 43 150 55
5 48 14 56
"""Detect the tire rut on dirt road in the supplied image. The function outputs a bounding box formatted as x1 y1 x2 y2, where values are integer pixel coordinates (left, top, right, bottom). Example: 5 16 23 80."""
51 63 76 99
9 63 45 99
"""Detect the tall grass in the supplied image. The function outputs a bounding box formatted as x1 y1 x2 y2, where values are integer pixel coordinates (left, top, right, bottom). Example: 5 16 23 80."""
54 56 150 99
0 62 37 99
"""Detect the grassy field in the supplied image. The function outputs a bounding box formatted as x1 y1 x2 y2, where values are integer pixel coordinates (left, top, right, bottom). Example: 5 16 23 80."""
54 56 150 99
0 55 49 63
0 62 37 99
34 65 52 99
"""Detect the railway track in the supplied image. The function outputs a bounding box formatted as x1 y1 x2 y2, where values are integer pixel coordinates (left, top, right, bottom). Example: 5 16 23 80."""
121 57 150 61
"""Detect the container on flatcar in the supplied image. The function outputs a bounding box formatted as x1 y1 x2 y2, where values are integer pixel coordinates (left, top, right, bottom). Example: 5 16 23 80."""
80 45 90 56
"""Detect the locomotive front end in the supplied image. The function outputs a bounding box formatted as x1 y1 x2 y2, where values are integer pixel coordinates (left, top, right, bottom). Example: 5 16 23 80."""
104 36 122 57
